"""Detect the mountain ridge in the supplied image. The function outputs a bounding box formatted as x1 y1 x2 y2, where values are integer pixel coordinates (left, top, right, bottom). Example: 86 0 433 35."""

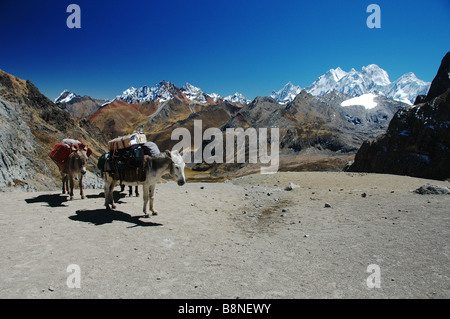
54 63 430 114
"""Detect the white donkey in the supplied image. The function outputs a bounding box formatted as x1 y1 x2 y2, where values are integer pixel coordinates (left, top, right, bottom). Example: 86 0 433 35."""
103 150 186 217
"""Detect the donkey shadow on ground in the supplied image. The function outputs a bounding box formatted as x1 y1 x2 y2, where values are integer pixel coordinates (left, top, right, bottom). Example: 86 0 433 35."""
69 209 163 228
24 191 127 208
25 193 69 207
86 191 127 203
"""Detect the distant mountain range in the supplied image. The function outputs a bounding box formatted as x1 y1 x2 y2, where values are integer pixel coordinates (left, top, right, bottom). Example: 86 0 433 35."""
54 64 431 115
272 64 430 105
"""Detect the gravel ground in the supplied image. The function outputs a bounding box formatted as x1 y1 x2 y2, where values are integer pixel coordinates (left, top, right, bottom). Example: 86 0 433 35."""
0 172 449 299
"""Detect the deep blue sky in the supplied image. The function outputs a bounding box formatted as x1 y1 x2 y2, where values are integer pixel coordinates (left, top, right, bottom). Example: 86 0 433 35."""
0 0 449 101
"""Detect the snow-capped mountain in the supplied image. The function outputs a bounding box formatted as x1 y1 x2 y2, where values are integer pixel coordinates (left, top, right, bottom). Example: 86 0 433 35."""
360 64 391 88
54 89 109 118
305 64 430 105
306 64 390 97
207 92 222 103
181 82 207 103
116 82 174 104
57 63 429 109
115 81 239 105
270 81 302 104
305 67 347 96
224 92 251 104
384 72 430 105
54 89 77 104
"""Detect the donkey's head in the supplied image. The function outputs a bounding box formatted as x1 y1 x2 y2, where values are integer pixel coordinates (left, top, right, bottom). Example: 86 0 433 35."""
166 150 186 186
71 144 89 175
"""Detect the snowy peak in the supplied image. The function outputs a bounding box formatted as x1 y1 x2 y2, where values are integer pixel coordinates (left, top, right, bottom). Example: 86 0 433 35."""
207 92 222 103
54 90 78 104
331 67 348 82
305 67 348 96
116 81 174 104
270 81 302 104
306 64 431 105
385 72 430 105
181 82 208 104
115 81 232 105
224 92 251 104
361 64 391 87
391 72 428 86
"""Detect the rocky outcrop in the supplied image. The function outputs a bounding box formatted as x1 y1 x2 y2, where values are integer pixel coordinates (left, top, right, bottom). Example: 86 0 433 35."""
348 52 450 180
0 97 40 190
425 52 450 102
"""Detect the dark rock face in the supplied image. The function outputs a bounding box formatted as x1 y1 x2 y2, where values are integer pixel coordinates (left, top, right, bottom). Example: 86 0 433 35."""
425 51 450 102
349 52 450 180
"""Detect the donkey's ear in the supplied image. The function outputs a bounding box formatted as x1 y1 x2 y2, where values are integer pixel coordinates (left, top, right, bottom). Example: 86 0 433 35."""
164 150 172 158
172 149 180 156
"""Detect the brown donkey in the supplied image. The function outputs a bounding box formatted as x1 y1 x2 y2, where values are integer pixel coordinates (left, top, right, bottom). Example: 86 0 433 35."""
60 144 89 200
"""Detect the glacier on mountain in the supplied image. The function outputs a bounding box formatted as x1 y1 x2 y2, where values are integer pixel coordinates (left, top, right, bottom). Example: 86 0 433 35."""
340 93 378 109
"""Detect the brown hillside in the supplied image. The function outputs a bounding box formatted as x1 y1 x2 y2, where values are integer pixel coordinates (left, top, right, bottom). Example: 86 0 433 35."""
88 100 154 139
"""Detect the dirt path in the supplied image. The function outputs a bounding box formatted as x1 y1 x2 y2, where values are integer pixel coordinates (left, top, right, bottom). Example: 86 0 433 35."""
0 172 449 298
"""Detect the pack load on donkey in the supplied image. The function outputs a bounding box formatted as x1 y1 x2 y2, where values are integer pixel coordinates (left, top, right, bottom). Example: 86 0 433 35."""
49 138 92 171
98 132 161 184
108 133 147 151
49 138 93 199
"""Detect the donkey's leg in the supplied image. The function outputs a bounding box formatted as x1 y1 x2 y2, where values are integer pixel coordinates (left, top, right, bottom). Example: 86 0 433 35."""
104 177 116 209
149 184 158 216
61 174 66 194
142 183 150 217
128 186 132 197
79 175 85 199
69 175 74 200
66 177 69 196
135 185 139 197
109 179 117 209
104 179 111 209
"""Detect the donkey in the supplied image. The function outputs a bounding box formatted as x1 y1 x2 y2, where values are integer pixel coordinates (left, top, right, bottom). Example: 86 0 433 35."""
103 150 186 217
60 144 89 200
